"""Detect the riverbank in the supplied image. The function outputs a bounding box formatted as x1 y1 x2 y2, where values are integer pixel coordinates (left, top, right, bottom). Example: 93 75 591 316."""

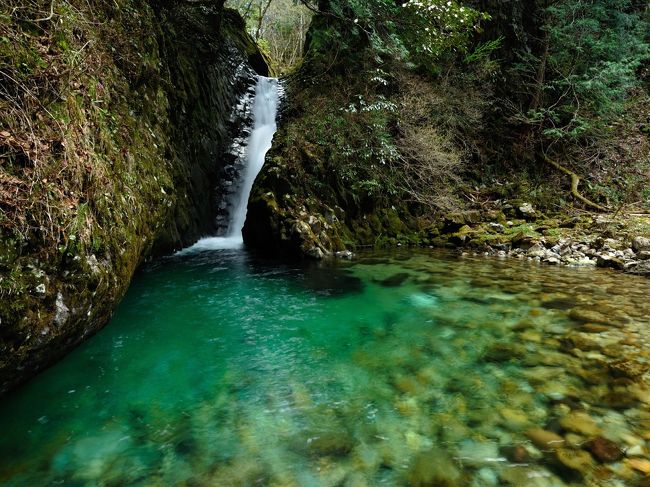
424 205 650 278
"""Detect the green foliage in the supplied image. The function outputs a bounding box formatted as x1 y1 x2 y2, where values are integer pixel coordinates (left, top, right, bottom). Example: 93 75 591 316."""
517 0 650 142
323 0 489 66
225 0 312 73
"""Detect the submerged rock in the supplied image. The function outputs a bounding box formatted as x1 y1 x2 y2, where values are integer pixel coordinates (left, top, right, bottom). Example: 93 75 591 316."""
609 359 650 380
377 272 411 287
406 449 461 487
552 448 594 477
559 412 601 437
526 428 565 450
484 343 527 362
501 444 533 463
627 458 650 475
584 437 623 463
456 440 501 467
568 308 611 325
306 431 353 457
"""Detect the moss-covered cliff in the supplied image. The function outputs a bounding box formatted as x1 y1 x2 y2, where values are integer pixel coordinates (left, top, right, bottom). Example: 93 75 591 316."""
0 0 265 393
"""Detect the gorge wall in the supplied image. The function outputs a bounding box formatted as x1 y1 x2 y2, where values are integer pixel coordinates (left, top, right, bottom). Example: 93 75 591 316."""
0 0 265 393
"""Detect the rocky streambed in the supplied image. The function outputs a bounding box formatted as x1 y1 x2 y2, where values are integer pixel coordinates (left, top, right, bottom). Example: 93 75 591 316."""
1 249 650 486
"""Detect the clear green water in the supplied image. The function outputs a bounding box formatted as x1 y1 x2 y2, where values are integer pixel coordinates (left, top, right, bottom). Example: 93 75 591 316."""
1 249 650 486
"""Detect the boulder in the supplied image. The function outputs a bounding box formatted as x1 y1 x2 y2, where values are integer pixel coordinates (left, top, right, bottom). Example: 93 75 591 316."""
596 255 625 270
584 437 623 462
632 236 650 252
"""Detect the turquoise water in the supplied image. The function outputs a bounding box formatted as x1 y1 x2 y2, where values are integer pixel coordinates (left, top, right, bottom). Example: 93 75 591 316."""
1 249 650 486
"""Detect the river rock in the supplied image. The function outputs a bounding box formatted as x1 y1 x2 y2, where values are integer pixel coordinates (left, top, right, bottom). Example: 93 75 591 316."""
578 324 609 333
627 458 650 475
499 466 565 486
597 255 626 270
559 412 601 436
627 260 650 276
553 448 594 476
456 440 500 467
473 467 498 486
305 431 353 456
585 437 623 462
609 359 650 380
632 237 650 252
484 343 526 362
518 203 536 218
407 449 461 487
625 444 646 457
636 250 650 260
560 332 600 352
501 444 532 463
499 408 531 430
526 428 565 450
568 308 610 325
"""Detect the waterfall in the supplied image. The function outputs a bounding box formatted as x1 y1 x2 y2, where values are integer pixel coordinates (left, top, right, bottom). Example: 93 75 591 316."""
227 77 279 239
178 76 280 254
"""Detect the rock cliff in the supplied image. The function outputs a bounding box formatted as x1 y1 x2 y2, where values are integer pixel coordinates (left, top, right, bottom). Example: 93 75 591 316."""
0 0 265 393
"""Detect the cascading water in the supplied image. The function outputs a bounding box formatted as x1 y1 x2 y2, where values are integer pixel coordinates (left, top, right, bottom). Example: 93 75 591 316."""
179 76 280 253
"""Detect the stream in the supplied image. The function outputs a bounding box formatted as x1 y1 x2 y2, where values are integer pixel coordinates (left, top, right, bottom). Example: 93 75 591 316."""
1 249 650 486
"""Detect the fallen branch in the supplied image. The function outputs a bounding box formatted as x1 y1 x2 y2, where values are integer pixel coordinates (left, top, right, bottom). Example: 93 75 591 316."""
35 0 55 22
543 155 607 212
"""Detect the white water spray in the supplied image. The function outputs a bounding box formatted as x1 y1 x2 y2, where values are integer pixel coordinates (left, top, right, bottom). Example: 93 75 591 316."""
178 76 280 254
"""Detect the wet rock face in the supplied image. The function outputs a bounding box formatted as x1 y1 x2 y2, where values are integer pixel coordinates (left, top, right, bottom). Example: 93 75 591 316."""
213 81 257 235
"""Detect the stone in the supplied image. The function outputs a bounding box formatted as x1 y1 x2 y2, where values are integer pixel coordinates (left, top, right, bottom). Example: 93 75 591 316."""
585 437 624 462
559 412 601 437
499 408 531 430
632 236 650 252
499 466 565 486
525 428 565 450
306 431 353 457
407 449 461 487
456 440 501 467
488 222 505 233
473 467 498 486
627 458 650 475
568 308 610 325
501 444 532 463
334 250 353 260
306 247 325 259
54 292 70 327
578 324 609 333
518 203 536 218
597 255 625 270
553 448 594 476
625 445 645 457
597 389 639 410
627 260 650 276
377 273 410 287
560 332 599 352
609 359 650 380
484 343 526 362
